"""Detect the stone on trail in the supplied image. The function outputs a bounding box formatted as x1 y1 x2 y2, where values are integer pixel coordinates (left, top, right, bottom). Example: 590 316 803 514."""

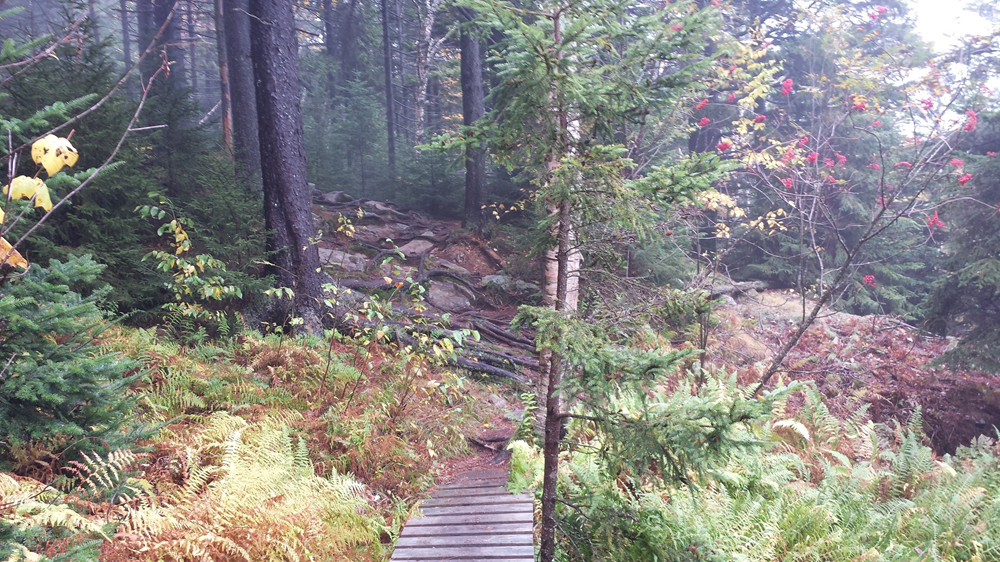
437 259 471 275
398 238 436 257
321 191 355 204
427 280 474 311
318 248 368 272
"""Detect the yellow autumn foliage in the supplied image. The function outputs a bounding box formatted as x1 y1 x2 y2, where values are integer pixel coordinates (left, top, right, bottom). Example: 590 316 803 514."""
0 135 75 271
30 134 78 176
0 237 28 269
4 176 52 211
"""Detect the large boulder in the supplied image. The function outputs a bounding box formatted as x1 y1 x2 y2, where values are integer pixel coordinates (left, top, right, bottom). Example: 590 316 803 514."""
320 191 355 204
398 238 436 257
318 248 368 272
481 273 539 294
427 280 475 311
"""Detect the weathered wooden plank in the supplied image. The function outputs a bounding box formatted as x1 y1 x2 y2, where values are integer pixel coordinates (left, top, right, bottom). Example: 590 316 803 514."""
396 534 533 548
404 511 534 527
434 479 507 490
421 494 532 508
435 472 507 485
400 522 533 537
430 485 510 498
417 503 533 517
454 468 508 479
393 559 533 562
392 465 534 562
390 545 534 559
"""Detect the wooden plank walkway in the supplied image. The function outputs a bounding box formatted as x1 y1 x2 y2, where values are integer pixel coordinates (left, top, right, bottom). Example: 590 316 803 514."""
391 468 535 561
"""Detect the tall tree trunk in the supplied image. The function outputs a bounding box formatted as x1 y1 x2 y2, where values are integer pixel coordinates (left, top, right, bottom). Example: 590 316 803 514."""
413 0 444 144
121 0 132 69
337 0 358 86
322 0 335 55
250 0 324 334
413 30 428 143
187 0 197 95
136 0 154 76
540 198 574 562
381 0 395 169
151 0 183 88
539 14 581 562
224 0 261 189
144 0 184 197
120 0 138 97
395 0 407 142
214 0 233 155
459 23 486 232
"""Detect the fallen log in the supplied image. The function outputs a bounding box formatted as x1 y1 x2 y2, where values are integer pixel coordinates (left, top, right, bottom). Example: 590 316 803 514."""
708 280 769 299
455 357 529 384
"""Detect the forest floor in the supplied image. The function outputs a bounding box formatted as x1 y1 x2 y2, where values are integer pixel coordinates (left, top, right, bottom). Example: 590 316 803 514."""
6 195 1000 561
313 192 1000 456
712 290 1000 454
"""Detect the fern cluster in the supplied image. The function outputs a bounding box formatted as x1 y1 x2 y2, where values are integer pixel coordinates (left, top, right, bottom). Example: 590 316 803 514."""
111 412 383 561
0 454 120 562
545 384 1000 561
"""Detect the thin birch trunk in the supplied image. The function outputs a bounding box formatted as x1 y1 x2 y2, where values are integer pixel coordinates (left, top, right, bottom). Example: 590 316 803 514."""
381 0 396 169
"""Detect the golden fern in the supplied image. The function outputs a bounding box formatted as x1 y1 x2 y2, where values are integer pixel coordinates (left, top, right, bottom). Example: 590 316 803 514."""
0 472 109 561
115 412 383 561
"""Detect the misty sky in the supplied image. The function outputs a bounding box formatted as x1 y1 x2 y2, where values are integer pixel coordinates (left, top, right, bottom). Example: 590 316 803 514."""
911 0 993 49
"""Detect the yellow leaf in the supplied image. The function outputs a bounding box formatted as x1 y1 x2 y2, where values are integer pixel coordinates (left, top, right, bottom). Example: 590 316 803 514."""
383 276 393 286
3 176 52 211
0 237 28 269
0 206 4 223
32 184 52 211
31 134 78 176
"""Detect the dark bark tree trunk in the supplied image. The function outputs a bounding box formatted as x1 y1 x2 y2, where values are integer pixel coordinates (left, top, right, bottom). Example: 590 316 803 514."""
187 0 197 95
249 0 324 333
214 0 233 155
136 0 153 76
151 0 183 88
337 0 358 86
460 23 486 233
224 0 261 189
142 0 184 197
381 0 395 169
121 0 132 69
120 0 139 97
323 0 336 56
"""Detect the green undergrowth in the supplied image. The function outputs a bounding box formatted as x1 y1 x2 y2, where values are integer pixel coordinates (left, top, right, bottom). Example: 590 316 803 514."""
510 383 1000 562
2 328 514 562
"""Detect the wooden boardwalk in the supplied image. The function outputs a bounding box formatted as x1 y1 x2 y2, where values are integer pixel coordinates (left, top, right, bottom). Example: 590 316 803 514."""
391 468 535 561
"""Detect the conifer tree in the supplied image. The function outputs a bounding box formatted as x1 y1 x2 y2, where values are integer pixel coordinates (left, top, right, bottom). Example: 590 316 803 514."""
924 114 1000 372
447 1 747 558
0 256 140 458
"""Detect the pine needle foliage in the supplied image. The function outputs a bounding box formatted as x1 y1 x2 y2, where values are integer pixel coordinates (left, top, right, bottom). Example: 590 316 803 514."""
0 256 141 461
923 117 1000 373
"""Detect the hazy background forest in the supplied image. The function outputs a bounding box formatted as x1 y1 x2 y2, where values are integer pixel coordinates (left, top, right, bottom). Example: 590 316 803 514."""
0 0 997 346
2 0 1000 559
